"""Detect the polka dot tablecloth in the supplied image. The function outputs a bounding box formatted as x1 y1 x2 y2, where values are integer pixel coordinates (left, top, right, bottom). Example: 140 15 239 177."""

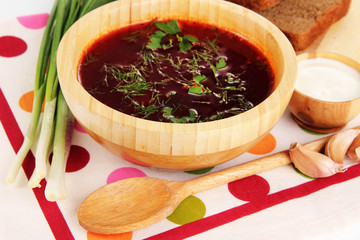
1 4 360 240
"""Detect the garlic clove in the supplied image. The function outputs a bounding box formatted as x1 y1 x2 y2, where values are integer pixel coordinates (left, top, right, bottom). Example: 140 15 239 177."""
289 142 345 178
324 129 360 164
347 134 360 162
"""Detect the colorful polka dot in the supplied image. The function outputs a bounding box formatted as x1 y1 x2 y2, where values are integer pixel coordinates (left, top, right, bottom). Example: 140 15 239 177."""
19 91 35 113
228 175 270 202
299 125 327 135
65 145 90 172
17 13 49 29
185 166 214 175
247 133 276 155
87 231 132 240
0 36 27 57
107 167 147 184
166 195 206 225
18 90 45 113
74 119 87 133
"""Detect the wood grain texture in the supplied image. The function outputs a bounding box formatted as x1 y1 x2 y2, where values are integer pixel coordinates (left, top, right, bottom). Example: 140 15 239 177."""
78 127 360 234
289 1 360 133
57 0 297 169
288 52 360 133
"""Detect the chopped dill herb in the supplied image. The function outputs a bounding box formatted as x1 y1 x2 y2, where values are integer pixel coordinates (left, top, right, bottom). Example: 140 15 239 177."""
87 87 102 94
103 64 145 85
139 48 165 69
112 80 152 95
193 49 214 63
133 102 162 118
79 19 273 123
210 111 225 121
187 55 200 71
218 86 245 91
168 55 184 69
125 30 143 43
205 37 220 55
84 52 97 66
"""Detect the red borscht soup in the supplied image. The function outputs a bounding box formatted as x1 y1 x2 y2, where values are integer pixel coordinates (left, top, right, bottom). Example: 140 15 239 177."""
78 20 274 123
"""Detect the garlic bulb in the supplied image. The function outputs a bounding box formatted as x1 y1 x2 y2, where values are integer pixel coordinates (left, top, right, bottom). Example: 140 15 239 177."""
289 142 345 178
324 129 360 164
347 134 360 162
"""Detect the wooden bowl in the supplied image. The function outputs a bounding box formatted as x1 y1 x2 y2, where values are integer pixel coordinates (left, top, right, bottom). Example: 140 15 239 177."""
57 0 297 170
288 52 360 133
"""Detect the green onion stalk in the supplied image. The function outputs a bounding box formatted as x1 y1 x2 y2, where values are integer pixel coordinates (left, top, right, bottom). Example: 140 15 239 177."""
6 0 116 201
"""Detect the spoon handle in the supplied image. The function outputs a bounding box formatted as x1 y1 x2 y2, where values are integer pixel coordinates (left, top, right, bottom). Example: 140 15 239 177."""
183 128 357 195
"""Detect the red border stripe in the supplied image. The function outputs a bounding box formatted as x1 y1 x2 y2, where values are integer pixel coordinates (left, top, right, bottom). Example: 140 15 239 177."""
145 159 360 239
0 88 75 240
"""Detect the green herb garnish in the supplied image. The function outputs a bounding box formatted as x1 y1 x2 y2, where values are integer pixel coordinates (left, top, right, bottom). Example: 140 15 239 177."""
7 0 118 202
188 85 206 94
178 35 199 53
162 107 197 123
155 20 181 34
84 52 97 65
216 58 227 69
193 75 206 83
146 20 199 53
188 75 211 95
205 38 219 54
133 103 162 118
147 30 167 49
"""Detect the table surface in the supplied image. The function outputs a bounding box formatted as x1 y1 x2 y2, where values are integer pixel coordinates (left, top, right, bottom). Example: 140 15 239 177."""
1 1 360 240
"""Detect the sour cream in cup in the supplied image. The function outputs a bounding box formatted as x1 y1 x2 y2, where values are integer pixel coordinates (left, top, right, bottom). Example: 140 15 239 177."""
295 57 360 102
288 52 360 133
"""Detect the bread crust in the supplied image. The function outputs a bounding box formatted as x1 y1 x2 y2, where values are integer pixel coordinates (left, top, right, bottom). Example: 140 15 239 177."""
256 0 352 51
226 0 280 10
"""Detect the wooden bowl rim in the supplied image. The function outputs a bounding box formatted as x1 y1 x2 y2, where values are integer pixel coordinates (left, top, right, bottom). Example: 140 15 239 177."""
57 0 297 133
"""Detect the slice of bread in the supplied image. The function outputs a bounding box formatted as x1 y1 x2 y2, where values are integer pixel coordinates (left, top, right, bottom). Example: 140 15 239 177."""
256 0 352 51
226 0 280 10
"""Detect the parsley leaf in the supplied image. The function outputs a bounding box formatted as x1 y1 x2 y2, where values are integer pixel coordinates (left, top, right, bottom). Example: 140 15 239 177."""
147 30 167 49
147 20 199 52
162 107 173 117
211 58 227 80
216 58 227 69
189 85 204 94
193 75 206 83
184 35 199 44
162 107 197 123
187 109 197 122
178 34 199 53
189 85 211 95
155 20 181 35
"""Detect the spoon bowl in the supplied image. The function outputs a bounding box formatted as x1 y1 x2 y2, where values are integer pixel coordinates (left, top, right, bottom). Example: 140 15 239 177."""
78 177 186 233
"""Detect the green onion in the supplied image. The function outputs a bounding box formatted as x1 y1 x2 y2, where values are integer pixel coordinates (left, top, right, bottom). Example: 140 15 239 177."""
6 0 116 201
6 0 58 185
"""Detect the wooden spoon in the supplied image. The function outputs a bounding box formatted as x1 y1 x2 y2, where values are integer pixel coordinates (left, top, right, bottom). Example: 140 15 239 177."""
78 133 335 234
